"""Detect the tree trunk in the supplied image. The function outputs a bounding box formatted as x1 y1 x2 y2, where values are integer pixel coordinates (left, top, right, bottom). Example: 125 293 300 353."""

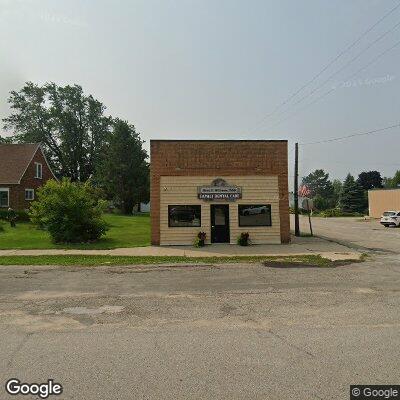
122 199 135 215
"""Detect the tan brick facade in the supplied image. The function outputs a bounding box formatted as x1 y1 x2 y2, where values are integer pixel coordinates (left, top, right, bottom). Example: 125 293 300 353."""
150 140 290 245
0 147 56 210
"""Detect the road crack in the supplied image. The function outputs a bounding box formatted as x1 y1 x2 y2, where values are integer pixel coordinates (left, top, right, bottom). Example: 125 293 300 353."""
7 332 33 368
262 329 315 358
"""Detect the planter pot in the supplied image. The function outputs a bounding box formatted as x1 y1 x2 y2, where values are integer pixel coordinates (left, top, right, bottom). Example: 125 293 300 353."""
199 239 205 247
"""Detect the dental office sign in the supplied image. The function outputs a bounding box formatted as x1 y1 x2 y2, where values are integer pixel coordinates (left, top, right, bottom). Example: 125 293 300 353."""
198 178 242 201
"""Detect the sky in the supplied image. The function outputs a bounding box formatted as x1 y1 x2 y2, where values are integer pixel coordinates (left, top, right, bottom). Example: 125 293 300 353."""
0 0 399 185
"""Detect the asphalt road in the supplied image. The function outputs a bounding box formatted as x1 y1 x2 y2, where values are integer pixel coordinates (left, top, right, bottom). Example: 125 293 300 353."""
296 215 400 253
1 250 400 399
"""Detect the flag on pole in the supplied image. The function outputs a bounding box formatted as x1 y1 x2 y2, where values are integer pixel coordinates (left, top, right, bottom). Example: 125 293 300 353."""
298 185 311 198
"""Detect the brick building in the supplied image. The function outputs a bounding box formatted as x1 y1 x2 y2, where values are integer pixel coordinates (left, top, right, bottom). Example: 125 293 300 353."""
0 143 57 210
150 140 289 245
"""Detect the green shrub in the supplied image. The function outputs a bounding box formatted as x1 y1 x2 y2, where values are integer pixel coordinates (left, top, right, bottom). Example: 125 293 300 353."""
318 208 364 218
0 209 30 222
313 194 336 211
29 179 108 243
318 208 342 217
193 231 206 247
0 221 4 232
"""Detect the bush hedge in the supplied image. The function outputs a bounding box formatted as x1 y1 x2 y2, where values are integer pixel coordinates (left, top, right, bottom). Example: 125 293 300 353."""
0 209 30 222
289 207 364 217
30 179 108 243
318 209 364 218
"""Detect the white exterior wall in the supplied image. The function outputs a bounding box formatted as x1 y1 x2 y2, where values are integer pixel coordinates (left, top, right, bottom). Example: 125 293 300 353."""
160 176 281 245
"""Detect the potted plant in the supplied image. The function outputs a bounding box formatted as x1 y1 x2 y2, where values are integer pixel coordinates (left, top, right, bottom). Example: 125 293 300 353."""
194 231 207 247
237 232 250 246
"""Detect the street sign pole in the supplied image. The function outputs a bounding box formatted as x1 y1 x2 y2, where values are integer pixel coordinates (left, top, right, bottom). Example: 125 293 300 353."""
306 199 313 236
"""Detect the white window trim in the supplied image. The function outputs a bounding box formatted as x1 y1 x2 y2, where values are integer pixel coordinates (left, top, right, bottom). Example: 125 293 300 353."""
0 188 9 208
35 162 43 179
25 188 35 201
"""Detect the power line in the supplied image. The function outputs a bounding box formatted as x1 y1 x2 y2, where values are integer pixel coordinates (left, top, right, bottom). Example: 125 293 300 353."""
335 37 400 83
246 1 400 135
263 19 400 128
300 122 400 145
264 37 400 131
299 158 400 166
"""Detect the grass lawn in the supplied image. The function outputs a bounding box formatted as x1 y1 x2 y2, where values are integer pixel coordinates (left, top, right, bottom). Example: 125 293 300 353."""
0 213 150 250
0 254 339 267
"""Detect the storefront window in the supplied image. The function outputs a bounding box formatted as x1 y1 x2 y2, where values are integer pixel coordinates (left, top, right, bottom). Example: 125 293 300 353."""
168 205 201 227
238 204 271 227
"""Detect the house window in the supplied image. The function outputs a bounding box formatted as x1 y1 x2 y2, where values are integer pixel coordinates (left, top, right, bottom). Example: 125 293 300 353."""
168 205 201 227
0 188 9 207
35 162 43 179
25 189 35 201
238 204 272 227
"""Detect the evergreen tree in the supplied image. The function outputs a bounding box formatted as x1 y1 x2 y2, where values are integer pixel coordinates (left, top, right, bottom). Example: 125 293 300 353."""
302 169 335 210
339 174 365 213
96 119 149 214
332 179 342 207
302 169 334 198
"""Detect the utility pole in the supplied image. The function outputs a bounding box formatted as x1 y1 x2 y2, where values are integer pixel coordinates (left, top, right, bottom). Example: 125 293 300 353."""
294 142 300 236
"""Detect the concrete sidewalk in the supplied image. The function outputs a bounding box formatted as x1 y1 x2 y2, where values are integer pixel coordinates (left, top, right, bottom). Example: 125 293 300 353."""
0 236 362 261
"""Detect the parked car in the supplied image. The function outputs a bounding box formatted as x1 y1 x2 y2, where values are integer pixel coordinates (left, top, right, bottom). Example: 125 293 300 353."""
380 211 400 227
170 207 196 222
241 205 268 216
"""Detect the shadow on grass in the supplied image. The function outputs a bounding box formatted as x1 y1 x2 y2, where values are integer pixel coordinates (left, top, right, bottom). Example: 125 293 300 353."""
53 237 121 250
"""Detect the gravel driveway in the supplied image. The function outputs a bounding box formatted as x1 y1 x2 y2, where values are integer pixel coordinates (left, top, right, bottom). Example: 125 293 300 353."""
295 215 400 253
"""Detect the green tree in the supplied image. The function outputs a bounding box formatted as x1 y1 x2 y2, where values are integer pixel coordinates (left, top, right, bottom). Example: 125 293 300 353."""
383 177 391 188
383 170 400 188
332 179 342 206
302 169 334 198
357 171 383 190
339 174 365 213
2 82 112 181
0 136 12 143
313 194 336 210
96 119 149 215
30 179 108 243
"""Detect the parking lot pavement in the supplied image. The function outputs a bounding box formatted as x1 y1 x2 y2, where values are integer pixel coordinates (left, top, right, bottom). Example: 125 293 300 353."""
1 254 400 399
294 215 400 253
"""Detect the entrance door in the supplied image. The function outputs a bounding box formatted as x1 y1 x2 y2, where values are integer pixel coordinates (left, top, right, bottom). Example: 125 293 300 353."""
210 204 230 243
